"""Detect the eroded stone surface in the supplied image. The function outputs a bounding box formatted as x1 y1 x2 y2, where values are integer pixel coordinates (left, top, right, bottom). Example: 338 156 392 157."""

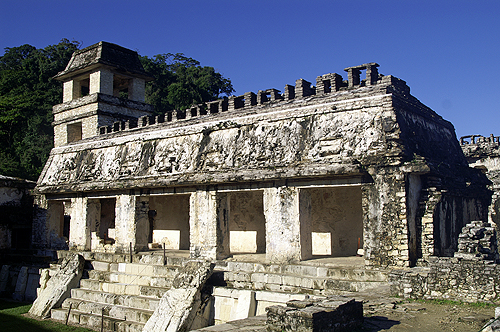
142 260 215 332
29 253 85 318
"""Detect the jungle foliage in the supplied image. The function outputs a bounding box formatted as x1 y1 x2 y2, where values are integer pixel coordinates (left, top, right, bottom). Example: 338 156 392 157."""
0 40 234 180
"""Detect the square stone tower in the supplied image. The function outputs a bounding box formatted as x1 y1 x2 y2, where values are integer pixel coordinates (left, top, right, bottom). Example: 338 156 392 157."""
52 41 154 147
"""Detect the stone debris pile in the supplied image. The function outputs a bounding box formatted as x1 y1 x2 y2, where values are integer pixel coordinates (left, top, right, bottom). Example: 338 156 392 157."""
455 220 498 261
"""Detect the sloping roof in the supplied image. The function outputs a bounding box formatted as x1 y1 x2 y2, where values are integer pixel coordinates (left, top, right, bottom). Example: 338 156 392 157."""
54 41 152 81
0 175 36 188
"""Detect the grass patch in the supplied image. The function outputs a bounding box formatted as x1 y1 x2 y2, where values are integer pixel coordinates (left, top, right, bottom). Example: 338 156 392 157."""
408 298 497 308
0 299 94 332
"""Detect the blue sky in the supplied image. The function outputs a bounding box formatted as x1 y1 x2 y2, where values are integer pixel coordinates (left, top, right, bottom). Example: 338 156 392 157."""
1 0 498 138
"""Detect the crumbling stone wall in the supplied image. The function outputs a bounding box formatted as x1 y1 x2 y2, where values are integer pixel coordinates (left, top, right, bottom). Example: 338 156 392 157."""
461 134 500 239
391 220 500 303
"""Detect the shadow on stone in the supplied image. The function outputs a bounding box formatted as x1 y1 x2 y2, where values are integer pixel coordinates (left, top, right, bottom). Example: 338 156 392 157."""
363 316 401 331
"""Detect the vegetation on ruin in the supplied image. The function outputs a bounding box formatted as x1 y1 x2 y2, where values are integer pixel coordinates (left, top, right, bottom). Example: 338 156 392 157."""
407 298 497 308
141 53 234 114
0 300 93 332
0 40 234 180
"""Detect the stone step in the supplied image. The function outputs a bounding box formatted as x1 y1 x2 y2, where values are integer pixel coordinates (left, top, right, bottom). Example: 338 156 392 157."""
89 261 179 275
51 308 144 332
87 270 174 288
224 271 389 294
80 278 169 298
218 261 388 282
58 250 187 267
71 288 160 311
61 297 153 323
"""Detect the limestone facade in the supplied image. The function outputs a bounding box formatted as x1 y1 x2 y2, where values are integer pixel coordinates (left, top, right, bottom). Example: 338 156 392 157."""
33 42 490 268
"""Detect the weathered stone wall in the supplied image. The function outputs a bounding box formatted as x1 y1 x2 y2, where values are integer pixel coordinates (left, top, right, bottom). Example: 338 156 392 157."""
461 135 500 237
0 175 36 249
391 220 500 303
361 167 409 267
391 256 500 303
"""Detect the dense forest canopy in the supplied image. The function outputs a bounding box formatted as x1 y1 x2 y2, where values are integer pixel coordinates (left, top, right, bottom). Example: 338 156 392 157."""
0 40 234 180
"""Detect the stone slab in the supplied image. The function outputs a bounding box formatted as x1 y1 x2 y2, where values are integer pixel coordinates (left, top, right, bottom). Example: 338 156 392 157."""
142 260 215 332
29 253 85 318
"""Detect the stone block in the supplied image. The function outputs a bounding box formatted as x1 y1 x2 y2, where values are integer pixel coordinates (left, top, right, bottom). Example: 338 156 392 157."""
25 273 41 301
266 296 363 332
0 265 10 293
12 266 28 301
91 261 110 271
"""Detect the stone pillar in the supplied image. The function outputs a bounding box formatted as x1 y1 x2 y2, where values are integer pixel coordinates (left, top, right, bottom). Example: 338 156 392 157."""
189 190 230 260
244 92 257 107
46 200 65 249
69 196 91 250
362 168 409 267
295 79 314 98
63 79 81 102
87 199 101 250
284 84 295 101
32 194 49 249
365 63 379 85
115 194 150 253
69 197 90 250
346 68 361 88
128 77 146 102
263 186 312 263
89 69 113 95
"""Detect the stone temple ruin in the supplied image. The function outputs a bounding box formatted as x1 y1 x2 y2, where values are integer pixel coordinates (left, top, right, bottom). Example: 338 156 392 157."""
16 41 500 330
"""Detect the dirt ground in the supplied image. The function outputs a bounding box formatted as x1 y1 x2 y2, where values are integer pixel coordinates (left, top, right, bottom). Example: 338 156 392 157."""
363 297 495 332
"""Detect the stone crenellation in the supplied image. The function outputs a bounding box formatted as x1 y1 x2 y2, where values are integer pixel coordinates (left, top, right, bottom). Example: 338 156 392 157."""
96 63 392 136
460 134 500 146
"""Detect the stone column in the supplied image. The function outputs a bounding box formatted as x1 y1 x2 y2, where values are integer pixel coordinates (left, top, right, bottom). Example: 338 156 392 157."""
362 167 409 267
115 194 150 253
263 186 312 263
87 199 101 251
89 69 113 95
189 190 230 260
63 79 81 102
32 195 49 249
69 196 91 250
128 78 145 102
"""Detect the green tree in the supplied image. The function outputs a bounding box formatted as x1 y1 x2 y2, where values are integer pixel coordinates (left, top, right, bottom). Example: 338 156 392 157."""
140 53 234 114
0 39 80 180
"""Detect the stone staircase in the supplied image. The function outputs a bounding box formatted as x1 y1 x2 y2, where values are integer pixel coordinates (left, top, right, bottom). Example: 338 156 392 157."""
50 251 188 332
47 252 390 331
